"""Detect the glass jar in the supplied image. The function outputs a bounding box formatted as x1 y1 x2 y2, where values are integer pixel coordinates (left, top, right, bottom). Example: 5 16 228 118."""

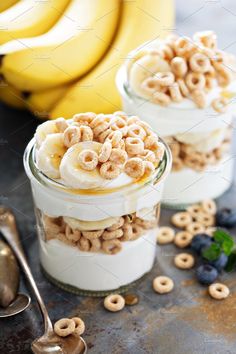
24 137 171 296
117 65 235 208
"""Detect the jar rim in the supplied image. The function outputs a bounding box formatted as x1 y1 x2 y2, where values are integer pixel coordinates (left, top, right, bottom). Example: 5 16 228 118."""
23 137 172 200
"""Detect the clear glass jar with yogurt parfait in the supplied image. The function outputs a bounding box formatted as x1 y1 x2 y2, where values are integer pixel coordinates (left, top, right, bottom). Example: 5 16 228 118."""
117 31 236 208
24 112 171 295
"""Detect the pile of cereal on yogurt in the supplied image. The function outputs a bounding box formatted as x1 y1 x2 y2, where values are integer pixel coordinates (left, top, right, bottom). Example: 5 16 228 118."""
35 111 165 189
128 31 235 111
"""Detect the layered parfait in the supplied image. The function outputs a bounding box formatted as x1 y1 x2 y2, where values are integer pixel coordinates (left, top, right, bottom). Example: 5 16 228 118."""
117 31 236 206
24 111 171 294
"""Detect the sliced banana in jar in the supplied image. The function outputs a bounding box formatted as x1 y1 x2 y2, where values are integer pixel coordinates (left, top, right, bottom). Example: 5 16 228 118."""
37 133 67 179
63 216 120 231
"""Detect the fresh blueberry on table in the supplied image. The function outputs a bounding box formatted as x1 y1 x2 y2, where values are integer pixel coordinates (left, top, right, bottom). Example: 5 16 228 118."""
196 264 219 285
216 208 236 228
191 233 213 254
208 253 228 272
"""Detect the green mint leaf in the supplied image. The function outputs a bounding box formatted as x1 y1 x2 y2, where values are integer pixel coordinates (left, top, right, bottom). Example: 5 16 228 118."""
202 243 222 261
213 229 234 256
225 251 236 272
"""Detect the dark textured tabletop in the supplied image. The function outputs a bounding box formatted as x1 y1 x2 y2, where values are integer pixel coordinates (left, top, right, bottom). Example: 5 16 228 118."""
1 1 236 353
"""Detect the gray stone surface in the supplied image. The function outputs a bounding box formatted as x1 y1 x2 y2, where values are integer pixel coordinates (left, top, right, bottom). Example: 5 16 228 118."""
1 1 236 353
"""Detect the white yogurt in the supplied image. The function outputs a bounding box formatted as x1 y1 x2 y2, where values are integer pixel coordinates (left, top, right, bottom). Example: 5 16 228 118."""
117 66 235 206
40 228 157 291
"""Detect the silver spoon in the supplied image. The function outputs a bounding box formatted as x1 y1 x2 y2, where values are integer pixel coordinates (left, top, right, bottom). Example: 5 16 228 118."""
0 238 31 317
0 293 31 318
0 207 87 354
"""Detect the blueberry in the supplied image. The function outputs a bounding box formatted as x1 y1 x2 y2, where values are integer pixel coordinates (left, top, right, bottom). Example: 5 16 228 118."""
196 264 219 285
216 208 236 228
209 253 228 272
191 233 212 254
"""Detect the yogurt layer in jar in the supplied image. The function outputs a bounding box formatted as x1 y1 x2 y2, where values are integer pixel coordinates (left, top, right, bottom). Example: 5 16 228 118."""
117 31 236 207
24 111 171 295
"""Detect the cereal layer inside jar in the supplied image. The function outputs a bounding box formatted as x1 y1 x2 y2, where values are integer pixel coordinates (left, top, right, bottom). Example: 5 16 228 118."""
38 205 160 255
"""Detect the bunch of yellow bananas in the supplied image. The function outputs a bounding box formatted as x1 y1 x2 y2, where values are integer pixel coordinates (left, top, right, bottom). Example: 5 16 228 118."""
0 0 174 119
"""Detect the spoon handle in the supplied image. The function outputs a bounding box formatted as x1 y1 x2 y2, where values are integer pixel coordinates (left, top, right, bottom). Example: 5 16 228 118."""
0 208 53 334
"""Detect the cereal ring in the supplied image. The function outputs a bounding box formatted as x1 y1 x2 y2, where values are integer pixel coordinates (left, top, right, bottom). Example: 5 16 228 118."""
78 236 90 252
174 253 195 269
100 161 121 179
185 72 206 91
102 239 122 254
187 204 202 218
121 223 133 241
176 78 189 97
55 117 68 132
191 89 207 108
127 124 146 140
193 31 217 49
152 91 171 106
124 158 145 179
93 121 110 138
174 37 196 57
107 217 125 231
73 112 96 124
113 111 128 121
174 231 193 248
153 276 174 294
171 57 188 77
211 97 228 113
157 227 175 244
90 238 102 252
63 126 81 147
127 116 139 125
78 149 98 171
98 141 112 163
144 135 159 153
169 82 183 103
109 148 128 165
98 128 112 143
195 212 215 227
159 44 175 60
72 317 85 336
82 229 104 240
79 125 93 141
141 77 160 94
104 294 125 312
143 161 155 177
65 225 81 242
135 218 157 229
54 318 75 337
189 53 211 73
172 157 183 171
125 137 144 155
90 114 107 128
216 66 231 87
129 224 143 240
185 222 205 235
201 199 217 215
102 229 123 240
208 283 230 300
154 72 175 87
205 75 215 91
139 149 156 163
106 131 123 148
171 212 192 228
205 226 216 237
124 293 139 306
110 116 128 136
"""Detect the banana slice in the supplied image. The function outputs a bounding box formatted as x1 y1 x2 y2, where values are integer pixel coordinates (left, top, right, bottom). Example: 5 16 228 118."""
175 131 210 145
36 133 67 179
63 215 120 231
35 120 59 147
176 129 226 153
60 141 106 189
129 54 170 99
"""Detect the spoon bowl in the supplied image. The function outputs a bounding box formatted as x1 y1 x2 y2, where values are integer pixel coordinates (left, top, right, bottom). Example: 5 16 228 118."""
0 293 31 318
